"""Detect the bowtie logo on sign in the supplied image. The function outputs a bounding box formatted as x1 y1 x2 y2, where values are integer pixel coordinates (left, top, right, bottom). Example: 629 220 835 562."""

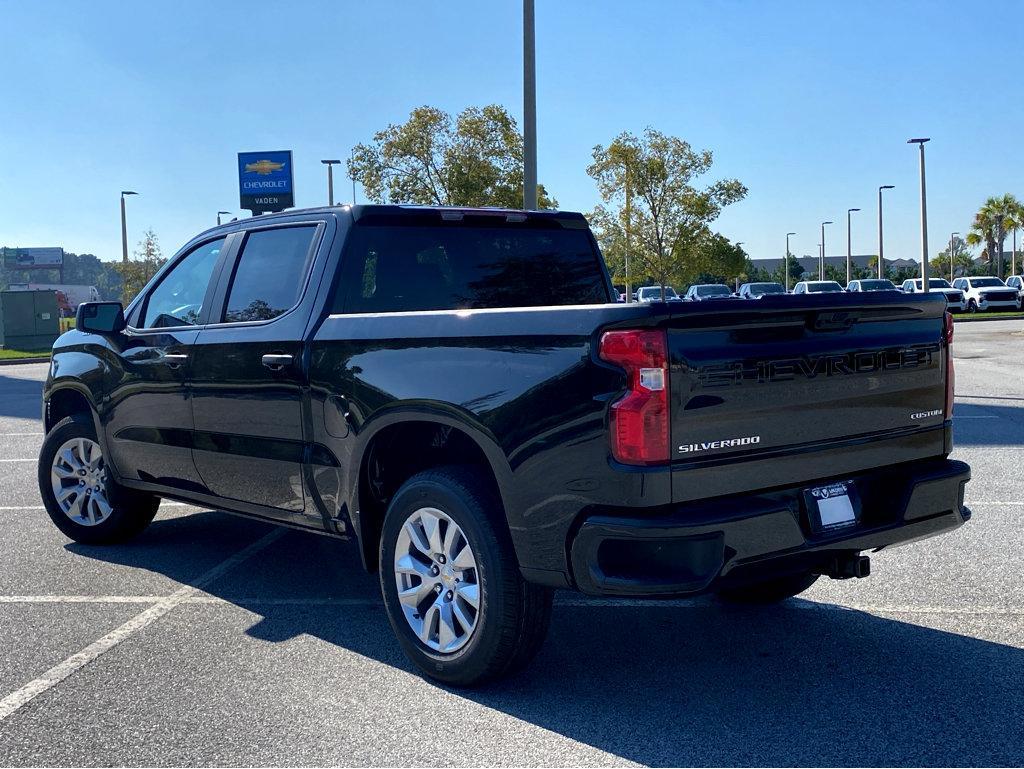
238 151 294 214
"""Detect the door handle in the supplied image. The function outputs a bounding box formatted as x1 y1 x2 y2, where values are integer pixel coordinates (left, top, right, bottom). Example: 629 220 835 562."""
163 353 188 368
261 353 293 370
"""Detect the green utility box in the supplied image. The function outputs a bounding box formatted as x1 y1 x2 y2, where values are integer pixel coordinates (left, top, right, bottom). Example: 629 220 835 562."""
0 290 60 350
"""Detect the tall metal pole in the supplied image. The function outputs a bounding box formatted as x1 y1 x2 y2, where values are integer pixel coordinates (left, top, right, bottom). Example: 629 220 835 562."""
909 138 931 292
846 208 860 285
735 243 744 295
878 185 894 279
321 159 340 206
820 221 833 280
1013 228 1018 277
523 0 538 210
119 191 137 263
120 196 128 263
785 232 796 291
624 164 631 302
950 231 960 282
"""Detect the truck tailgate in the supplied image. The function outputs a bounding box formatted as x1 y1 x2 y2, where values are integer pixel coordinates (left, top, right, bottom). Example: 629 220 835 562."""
666 293 950 503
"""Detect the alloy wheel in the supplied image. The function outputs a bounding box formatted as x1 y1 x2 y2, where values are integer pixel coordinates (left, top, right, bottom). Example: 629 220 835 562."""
50 437 112 527
393 506 481 653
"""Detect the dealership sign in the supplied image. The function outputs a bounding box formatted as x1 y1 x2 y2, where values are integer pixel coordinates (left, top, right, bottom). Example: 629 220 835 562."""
2 247 64 270
238 150 294 213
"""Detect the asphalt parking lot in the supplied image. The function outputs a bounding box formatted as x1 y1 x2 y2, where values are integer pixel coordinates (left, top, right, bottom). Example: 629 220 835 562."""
0 319 1022 767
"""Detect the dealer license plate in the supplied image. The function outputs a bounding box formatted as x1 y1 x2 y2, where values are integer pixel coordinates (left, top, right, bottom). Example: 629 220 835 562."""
803 480 860 534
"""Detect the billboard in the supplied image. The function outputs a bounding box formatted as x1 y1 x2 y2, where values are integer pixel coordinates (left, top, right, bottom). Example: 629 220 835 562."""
238 150 294 214
2 247 64 270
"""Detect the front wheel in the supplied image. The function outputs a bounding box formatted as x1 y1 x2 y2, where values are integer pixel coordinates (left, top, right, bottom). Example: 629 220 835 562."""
379 467 552 686
38 414 160 544
717 571 819 604
967 299 979 313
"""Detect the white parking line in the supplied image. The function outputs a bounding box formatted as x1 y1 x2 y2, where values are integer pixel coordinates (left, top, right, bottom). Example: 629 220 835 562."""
0 458 36 463
0 596 165 604
0 502 200 512
1 594 1022 617
0 528 285 723
0 432 42 436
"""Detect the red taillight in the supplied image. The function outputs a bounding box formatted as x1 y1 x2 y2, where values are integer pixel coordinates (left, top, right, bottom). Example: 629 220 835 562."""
599 329 670 465
944 312 955 418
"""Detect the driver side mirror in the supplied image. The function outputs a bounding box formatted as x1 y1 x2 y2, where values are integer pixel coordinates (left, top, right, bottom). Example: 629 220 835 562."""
77 302 126 334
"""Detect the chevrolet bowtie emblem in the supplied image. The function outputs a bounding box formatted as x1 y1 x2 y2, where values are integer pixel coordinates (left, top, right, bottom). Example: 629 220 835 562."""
244 159 286 175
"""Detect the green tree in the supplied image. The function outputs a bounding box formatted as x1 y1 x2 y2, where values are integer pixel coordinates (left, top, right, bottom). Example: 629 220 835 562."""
588 205 628 285
683 234 746 287
930 235 974 281
62 252 124 301
967 194 1022 278
114 229 165 304
348 104 556 208
774 254 805 287
587 128 747 294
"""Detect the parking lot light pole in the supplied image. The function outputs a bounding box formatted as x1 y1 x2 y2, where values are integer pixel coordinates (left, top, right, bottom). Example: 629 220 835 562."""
820 221 833 280
878 185 894 279
785 232 796 291
350 148 357 204
735 243 744 294
120 191 137 263
523 0 537 210
217 211 231 226
950 232 960 282
321 160 341 206
846 208 861 285
908 138 931 292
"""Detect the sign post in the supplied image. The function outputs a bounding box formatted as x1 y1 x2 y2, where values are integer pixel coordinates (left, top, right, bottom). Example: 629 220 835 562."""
238 151 294 214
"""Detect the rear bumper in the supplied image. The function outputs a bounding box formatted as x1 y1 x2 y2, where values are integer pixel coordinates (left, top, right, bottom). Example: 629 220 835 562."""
569 458 970 597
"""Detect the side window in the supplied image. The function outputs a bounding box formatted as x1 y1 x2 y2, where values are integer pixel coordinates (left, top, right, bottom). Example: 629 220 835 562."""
223 226 318 323
332 222 606 313
141 238 226 328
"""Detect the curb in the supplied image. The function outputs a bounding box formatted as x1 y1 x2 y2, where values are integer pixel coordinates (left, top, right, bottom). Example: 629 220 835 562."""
0 357 50 366
953 314 1024 323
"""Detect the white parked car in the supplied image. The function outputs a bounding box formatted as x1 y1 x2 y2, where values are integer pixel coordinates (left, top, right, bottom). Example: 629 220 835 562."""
1005 276 1024 309
636 285 682 303
950 276 1019 312
900 278 967 312
738 282 786 299
792 280 844 294
682 284 736 302
847 279 898 292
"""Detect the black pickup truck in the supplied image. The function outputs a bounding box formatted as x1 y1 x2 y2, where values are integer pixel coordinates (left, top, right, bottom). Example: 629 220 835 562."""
40 205 970 685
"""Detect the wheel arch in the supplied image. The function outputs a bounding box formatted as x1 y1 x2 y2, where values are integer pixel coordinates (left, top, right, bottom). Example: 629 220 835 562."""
348 409 514 573
44 384 98 434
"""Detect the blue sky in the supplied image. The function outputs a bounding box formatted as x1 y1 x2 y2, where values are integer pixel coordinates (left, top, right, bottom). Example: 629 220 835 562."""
2 0 1019 264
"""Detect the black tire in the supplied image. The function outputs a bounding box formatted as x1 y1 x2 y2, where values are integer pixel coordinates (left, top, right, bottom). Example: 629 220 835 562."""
38 414 160 544
378 467 552 686
967 299 978 313
717 571 819 604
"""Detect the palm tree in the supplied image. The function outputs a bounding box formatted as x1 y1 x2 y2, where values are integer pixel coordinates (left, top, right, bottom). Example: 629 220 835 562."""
967 194 1022 277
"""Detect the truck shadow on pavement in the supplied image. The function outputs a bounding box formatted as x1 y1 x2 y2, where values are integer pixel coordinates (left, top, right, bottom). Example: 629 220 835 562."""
68 509 1024 767
953 400 1024 446
0 372 44 422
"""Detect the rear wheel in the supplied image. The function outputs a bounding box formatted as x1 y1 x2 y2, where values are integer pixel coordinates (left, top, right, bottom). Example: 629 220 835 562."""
379 467 552 686
38 414 160 544
717 571 819 604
